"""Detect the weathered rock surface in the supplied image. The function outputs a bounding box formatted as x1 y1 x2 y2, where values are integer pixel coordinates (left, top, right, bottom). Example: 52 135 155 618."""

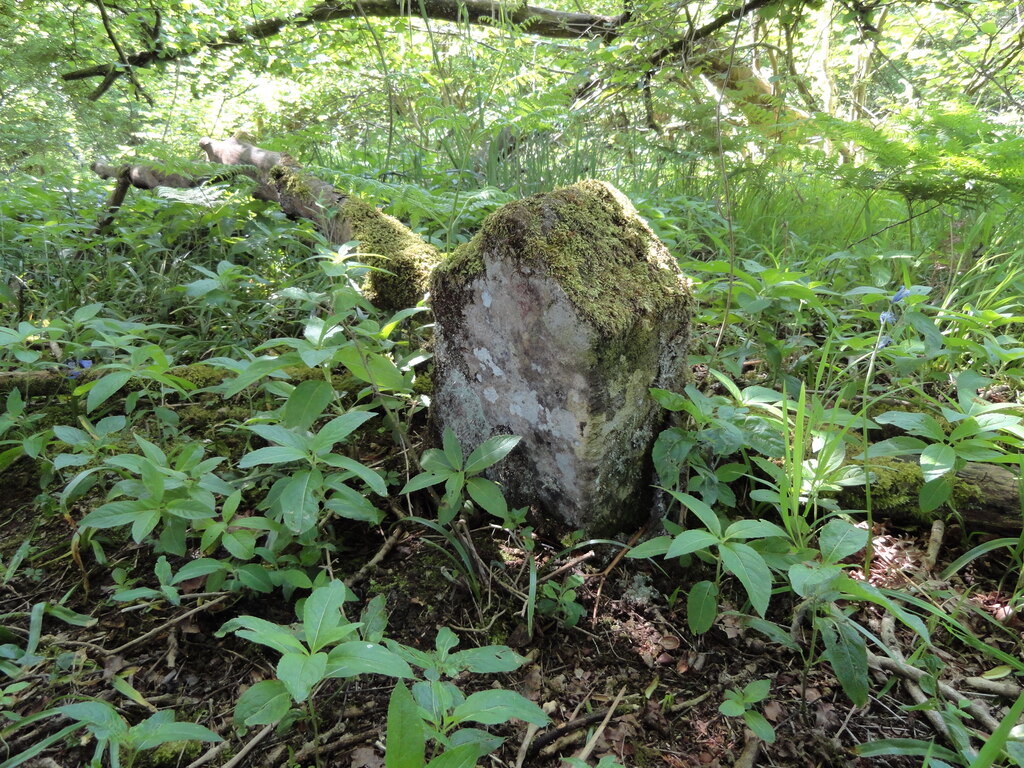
431 180 691 534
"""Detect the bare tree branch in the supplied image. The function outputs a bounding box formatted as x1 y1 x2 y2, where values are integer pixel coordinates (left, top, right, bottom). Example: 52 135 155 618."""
63 0 622 83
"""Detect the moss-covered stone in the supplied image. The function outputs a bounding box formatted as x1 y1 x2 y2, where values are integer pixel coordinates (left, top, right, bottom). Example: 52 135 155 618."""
431 180 691 535
435 180 690 338
342 197 442 313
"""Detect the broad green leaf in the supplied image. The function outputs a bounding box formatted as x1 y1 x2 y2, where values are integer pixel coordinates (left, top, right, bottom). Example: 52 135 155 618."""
52 425 90 446
217 616 306 655
234 680 292 726
302 581 348 653
80 500 148 530
920 443 955 482
821 618 868 707
131 718 222 751
686 580 718 635
421 447 457 473
322 454 387 495
859 436 928 458
58 701 125 735
386 683 426 768
466 477 508 519
277 651 328 703
449 689 549 727
245 424 309 451
649 388 690 411
279 469 322 533
401 472 447 494
787 562 842 597
222 353 302 398
442 427 464 470
336 346 407 391
238 445 307 468
130 508 161 543
171 558 225 584
743 679 771 701
313 410 378 451
625 536 673 559
719 542 772 617
724 519 787 541
743 710 776 743
719 699 745 717
326 641 414 679
447 645 526 673
165 498 217 520
919 475 952 515
665 490 721 536
425 742 486 768
325 483 383 523
874 411 946 441
818 519 868 564
464 434 522 475
665 529 719 558
83 371 132 413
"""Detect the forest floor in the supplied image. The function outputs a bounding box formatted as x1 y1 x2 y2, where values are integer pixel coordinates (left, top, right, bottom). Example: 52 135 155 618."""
2 461 1021 768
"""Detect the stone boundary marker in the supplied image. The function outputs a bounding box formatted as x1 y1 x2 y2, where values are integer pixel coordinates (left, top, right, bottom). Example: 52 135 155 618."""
432 180 692 534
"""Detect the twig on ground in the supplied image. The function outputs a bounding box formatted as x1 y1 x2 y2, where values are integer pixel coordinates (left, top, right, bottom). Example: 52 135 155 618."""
106 596 229 656
573 685 627 763
876 613 998 734
866 652 1000 732
733 732 761 768
184 737 231 768
922 519 945 572
219 722 276 768
963 677 1023 698
590 525 648 621
538 550 595 585
529 699 639 758
345 524 405 588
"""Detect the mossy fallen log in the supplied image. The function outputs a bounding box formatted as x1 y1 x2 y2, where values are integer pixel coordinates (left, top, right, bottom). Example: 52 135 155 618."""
839 456 1022 536
90 137 442 312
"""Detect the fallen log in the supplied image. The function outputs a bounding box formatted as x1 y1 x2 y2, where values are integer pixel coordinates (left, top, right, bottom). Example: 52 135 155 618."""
90 137 441 311
839 456 1023 537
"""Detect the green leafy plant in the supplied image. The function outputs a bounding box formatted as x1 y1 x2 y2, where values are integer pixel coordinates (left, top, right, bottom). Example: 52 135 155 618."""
383 627 548 765
218 582 412 727
239 383 387 535
74 436 233 556
718 679 776 744
0 702 221 768
627 490 788 631
536 573 586 628
862 370 1024 513
402 427 522 526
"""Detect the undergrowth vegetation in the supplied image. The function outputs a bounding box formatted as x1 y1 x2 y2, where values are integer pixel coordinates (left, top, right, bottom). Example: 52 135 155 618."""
3 0 1024 764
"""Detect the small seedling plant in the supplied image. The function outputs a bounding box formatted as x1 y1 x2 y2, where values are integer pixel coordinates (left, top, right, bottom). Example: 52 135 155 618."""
217 582 412 727
719 679 776 744
383 626 548 766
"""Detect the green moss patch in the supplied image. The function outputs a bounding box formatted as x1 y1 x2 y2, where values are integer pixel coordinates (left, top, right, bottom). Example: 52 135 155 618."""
435 180 691 338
